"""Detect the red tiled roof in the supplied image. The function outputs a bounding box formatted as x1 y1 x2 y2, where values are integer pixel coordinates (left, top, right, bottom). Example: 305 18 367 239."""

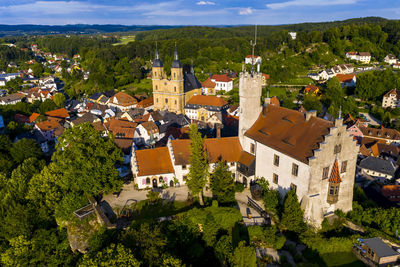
245 105 333 164
262 73 270 79
304 84 319 94
135 147 174 176
329 160 342 184
105 118 137 139
45 108 69 119
137 97 154 108
246 55 260 58
110 92 137 107
336 74 355 83
187 95 228 107
270 96 280 107
29 113 40 123
383 89 400 99
381 185 400 202
201 77 216 88
211 74 232 83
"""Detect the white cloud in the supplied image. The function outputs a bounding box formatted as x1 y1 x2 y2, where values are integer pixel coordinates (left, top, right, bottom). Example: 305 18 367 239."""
266 0 358 9
196 1 215 5
239 7 253 15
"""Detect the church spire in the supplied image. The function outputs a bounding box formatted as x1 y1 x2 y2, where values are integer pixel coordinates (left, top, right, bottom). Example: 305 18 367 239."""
174 42 179 60
152 42 163 68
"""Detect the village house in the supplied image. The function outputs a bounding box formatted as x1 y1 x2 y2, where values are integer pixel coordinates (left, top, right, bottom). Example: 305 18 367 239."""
346 52 371 63
357 237 399 266
359 156 397 182
34 117 64 141
384 54 397 65
107 92 138 112
209 74 233 93
136 97 154 110
359 126 400 144
245 55 261 65
336 74 356 87
184 95 229 125
304 84 320 95
201 77 217 95
382 89 400 109
0 93 25 105
262 73 270 87
133 121 160 146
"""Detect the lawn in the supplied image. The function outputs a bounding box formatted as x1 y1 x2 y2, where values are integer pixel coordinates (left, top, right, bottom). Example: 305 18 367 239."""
130 200 192 221
321 252 364 267
118 79 152 95
113 35 136 46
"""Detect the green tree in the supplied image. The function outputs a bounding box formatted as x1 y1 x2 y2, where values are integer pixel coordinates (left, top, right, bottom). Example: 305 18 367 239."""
27 123 123 220
303 94 322 114
210 161 235 204
232 241 257 267
39 99 57 114
53 93 66 108
281 190 306 233
187 124 208 206
10 138 42 165
146 190 160 203
31 62 44 77
80 243 140 267
214 235 233 265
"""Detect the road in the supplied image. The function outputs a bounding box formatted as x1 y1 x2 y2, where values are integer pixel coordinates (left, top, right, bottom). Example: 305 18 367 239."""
360 112 381 126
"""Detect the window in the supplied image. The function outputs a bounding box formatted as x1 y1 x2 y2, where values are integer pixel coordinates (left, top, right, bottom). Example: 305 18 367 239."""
175 100 177 105
322 167 329 179
334 144 341 154
174 86 176 92
165 98 168 103
156 98 158 103
292 163 299 176
290 183 297 192
146 178 150 184
154 71 157 76
182 165 187 170
159 177 163 183
341 161 347 173
183 175 187 181
273 173 278 184
230 162 235 166
250 143 255 154
274 155 280 166
174 73 176 79
327 182 340 204
155 85 158 90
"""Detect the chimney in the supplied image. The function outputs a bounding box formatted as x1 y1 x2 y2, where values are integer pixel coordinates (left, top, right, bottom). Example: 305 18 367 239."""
216 124 221 139
334 118 343 127
305 110 317 121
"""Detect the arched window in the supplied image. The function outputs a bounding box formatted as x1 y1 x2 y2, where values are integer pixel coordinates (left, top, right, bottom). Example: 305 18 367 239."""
174 72 176 79
154 71 157 77
155 85 158 90
146 178 150 184
174 86 176 92
165 98 168 103
175 100 177 105
159 176 163 183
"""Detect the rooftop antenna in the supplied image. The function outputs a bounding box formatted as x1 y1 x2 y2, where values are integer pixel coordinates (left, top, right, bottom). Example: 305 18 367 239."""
250 25 257 75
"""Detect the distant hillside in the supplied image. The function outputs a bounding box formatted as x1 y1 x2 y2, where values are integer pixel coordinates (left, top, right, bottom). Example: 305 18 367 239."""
135 17 391 41
0 25 182 37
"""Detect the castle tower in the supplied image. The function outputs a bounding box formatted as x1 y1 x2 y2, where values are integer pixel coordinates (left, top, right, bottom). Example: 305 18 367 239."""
238 71 263 146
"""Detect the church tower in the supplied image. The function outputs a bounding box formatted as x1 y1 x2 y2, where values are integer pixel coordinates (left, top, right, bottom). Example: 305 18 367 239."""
170 45 184 113
152 47 164 111
238 71 263 146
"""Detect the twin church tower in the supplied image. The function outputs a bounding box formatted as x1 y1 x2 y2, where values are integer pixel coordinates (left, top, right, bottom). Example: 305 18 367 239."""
151 46 202 114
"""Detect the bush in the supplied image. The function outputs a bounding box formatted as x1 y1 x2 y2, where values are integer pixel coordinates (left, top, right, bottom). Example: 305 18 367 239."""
234 182 245 193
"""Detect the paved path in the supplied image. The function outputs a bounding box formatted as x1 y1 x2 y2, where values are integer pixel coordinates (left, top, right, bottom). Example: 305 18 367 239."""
235 189 267 226
102 183 190 208
360 112 381 126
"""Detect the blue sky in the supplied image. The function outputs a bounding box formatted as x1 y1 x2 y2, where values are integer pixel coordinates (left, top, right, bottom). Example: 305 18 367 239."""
0 0 399 25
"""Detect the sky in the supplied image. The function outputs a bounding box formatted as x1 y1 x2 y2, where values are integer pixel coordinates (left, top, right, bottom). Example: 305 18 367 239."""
0 0 399 25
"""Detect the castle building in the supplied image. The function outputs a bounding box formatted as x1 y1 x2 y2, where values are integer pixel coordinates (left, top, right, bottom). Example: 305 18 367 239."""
152 47 202 114
237 70 359 226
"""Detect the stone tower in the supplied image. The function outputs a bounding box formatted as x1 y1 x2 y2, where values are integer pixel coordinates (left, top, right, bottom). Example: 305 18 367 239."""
238 71 263 146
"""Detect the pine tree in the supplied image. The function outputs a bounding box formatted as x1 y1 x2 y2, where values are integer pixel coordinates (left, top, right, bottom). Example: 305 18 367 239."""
281 189 306 233
210 161 235 204
187 124 208 206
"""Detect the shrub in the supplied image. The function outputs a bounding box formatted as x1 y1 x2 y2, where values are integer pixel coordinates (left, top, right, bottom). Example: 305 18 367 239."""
234 182 245 193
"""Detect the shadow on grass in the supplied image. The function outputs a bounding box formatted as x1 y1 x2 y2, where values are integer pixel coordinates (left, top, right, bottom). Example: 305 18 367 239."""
130 200 193 221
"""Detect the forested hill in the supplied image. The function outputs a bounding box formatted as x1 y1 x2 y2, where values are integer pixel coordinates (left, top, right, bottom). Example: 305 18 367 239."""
135 17 391 41
0 25 182 37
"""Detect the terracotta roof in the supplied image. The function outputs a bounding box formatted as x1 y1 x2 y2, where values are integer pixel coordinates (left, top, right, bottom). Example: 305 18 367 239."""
45 108 69 119
36 118 63 136
114 138 133 154
170 137 243 165
304 84 319 94
246 55 260 58
109 92 137 107
137 97 153 108
336 74 355 83
262 73 270 79
359 144 372 157
187 95 228 107
92 121 106 132
359 52 371 57
29 112 40 123
238 151 255 167
329 160 342 184
346 52 357 55
211 74 232 83
201 77 216 88
381 185 400 201
383 89 400 99
135 147 174 176
360 126 400 141
105 118 137 139
140 121 159 135
245 105 333 164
